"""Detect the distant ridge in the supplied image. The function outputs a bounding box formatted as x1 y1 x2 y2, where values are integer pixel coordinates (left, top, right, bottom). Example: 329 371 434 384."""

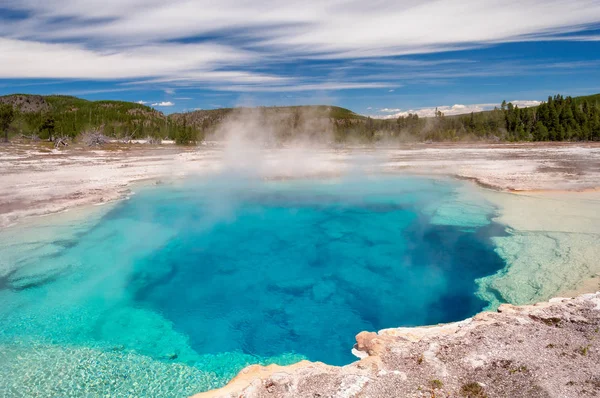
1 93 599 143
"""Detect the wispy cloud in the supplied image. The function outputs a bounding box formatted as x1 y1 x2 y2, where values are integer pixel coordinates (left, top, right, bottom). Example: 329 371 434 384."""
1 0 600 90
57 87 135 96
136 100 148 104
0 38 255 80
126 71 292 86
213 82 393 92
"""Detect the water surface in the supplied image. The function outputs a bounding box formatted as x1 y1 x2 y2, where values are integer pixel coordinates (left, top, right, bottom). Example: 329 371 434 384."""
0 175 506 396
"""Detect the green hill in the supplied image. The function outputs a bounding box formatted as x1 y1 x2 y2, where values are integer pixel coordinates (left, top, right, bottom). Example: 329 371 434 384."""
0 94 183 140
1 92 599 143
169 105 365 142
572 93 600 106
0 95 363 143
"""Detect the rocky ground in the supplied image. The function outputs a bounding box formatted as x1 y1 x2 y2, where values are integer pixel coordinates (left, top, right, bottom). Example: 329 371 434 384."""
195 293 600 398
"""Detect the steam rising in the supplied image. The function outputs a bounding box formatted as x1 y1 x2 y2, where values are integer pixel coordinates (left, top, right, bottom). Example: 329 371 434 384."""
209 106 365 179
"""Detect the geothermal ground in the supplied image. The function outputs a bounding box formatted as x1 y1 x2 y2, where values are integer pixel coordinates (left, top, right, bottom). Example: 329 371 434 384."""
2 142 600 228
1 141 600 398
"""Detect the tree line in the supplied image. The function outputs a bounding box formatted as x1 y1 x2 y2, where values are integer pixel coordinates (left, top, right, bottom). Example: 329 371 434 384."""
501 95 600 141
334 94 600 143
1 93 599 145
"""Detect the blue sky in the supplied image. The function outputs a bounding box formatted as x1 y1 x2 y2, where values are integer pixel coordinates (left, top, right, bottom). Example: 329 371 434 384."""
1 0 600 117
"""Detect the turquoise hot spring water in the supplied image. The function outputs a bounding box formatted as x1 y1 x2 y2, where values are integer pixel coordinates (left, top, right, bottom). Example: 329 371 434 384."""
0 174 507 396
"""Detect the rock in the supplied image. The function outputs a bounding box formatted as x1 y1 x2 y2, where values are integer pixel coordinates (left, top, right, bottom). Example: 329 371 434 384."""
193 292 600 398
355 331 379 355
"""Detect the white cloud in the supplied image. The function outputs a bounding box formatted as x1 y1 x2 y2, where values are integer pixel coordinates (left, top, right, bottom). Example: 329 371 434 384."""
0 0 599 86
164 88 175 94
376 104 491 118
0 38 256 80
136 100 148 104
12 1 600 57
388 89 395 92
375 99 543 118
257 1 600 59
151 101 175 107
510 100 542 107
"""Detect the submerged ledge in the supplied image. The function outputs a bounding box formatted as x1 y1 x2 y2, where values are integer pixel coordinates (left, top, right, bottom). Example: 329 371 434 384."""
195 292 600 398
478 189 600 305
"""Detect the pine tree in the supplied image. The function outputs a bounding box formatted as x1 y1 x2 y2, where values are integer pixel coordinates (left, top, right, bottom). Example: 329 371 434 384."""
548 103 560 140
39 115 55 140
533 122 549 141
590 107 600 141
176 117 195 145
0 103 15 143
468 112 476 131
560 105 576 139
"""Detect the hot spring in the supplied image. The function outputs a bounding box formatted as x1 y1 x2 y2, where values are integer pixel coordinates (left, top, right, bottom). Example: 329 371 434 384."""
0 175 507 396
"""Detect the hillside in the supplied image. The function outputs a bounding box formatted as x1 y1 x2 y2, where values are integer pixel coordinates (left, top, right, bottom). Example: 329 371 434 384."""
170 105 362 124
0 95 364 144
1 93 599 144
572 93 600 106
169 105 365 142
0 94 194 142
0 94 51 113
